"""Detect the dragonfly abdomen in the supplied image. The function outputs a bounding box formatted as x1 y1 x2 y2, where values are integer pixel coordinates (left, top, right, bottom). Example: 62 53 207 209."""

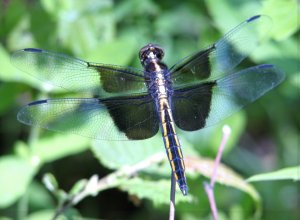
158 98 188 195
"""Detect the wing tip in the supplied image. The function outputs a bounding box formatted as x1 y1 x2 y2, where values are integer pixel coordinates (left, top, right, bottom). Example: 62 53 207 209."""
258 64 274 69
28 100 48 106
23 48 43 53
247 15 261 23
258 64 286 85
17 100 48 124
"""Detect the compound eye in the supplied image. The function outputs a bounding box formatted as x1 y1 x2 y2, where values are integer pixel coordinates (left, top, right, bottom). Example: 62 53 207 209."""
156 49 164 60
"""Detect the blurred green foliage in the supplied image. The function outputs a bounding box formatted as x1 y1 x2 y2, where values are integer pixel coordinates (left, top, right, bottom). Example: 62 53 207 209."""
0 0 299 219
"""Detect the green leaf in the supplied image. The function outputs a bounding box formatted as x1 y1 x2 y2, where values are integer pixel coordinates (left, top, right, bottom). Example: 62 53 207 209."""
85 37 138 65
28 181 55 209
91 136 164 169
0 0 27 37
247 166 300 182
0 44 48 90
16 133 90 163
42 173 59 192
182 111 246 155
0 156 36 208
262 0 299 40
0 217 13 220
54 0 114 55
25 210 67 220
36 134 90 161
69 179 87 197
205 0 262 34
0 83 23 116
120 177 193 205
186 156 261 205
92 134 197 170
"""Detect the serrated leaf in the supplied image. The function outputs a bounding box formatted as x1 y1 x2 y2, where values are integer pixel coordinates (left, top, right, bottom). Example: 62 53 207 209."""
0 156 36 208
91 136 164 169
92 134 197 170
120 177 193 205
185 156 261 204
247 166 300 182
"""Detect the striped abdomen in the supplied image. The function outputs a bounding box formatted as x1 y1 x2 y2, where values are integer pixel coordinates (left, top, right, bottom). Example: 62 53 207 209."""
158 98 188 195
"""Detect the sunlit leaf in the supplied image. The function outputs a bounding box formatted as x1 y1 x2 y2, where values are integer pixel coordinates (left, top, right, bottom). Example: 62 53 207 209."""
0 156 36 208
262 0 299 40
205 0 262 34
14 134 90 163
55 0 114 55
247 166 300 182
85 37 138 65
25 209 67 220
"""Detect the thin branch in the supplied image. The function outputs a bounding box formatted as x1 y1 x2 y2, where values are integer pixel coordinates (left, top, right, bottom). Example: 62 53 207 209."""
52 152 166 219
204 183 218 220
210 125 231 187
204 125 231 220
169 172 176 220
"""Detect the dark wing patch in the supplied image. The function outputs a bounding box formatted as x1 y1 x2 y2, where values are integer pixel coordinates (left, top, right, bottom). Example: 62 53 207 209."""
170 46 215 84
171 64 284 131
11 49 147 98
172 81 216 131
102 95 159 140
87 63 147 95
18 96 159 140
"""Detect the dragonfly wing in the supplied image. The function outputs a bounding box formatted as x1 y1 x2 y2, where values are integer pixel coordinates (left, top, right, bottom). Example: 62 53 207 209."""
172 64 285 131
18 95 159 140
169 15 271 87
11 48 147 97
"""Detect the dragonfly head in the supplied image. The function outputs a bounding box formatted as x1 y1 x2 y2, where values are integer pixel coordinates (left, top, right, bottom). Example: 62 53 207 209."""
139 43 165 66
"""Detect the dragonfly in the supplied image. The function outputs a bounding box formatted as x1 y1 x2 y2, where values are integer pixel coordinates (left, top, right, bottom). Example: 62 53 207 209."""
12 15 284 196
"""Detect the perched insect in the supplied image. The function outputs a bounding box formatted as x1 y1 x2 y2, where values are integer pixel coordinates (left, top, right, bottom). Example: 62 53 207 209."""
12 15 284 195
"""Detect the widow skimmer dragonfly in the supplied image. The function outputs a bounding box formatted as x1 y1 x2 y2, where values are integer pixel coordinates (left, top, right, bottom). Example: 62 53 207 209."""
12 15 284 196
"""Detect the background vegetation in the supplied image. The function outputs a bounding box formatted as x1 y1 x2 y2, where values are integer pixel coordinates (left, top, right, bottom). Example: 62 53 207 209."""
0 0 299 219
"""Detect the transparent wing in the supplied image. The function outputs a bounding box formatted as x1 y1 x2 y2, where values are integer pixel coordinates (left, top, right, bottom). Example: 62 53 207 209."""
172 64 285 131
170 15 271 87
17 96 159 140
11 48 147 97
